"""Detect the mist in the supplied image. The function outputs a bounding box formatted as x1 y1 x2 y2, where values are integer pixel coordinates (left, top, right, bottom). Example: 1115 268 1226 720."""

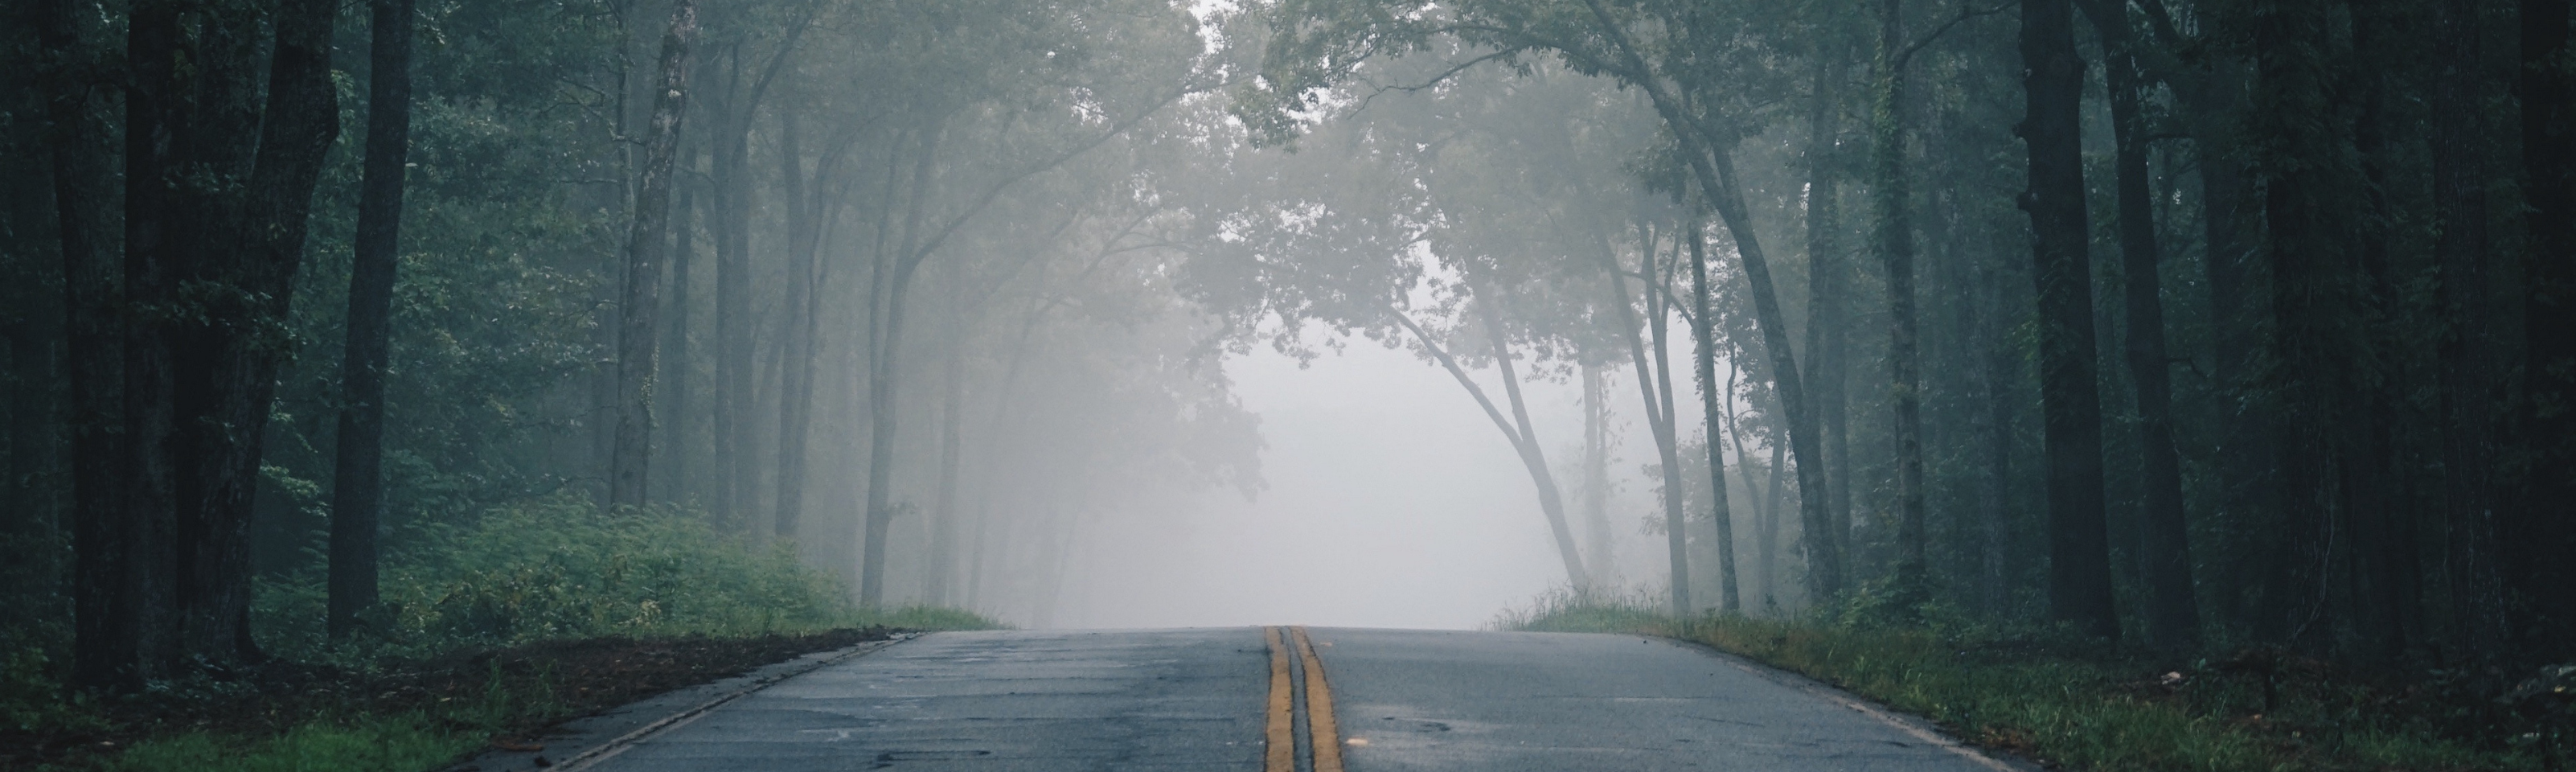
11 0 2576 705
1057 325 1701 630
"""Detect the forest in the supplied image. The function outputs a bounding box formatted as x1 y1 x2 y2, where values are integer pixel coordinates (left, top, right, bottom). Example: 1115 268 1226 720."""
2 0 2574 766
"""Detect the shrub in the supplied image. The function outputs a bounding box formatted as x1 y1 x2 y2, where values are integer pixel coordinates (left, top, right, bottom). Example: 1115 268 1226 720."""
255 493 947 659
1491 591 2549 771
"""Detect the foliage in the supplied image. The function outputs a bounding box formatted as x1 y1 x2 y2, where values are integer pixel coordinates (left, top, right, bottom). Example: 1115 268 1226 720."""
1494 593 2566 771
1486 585 1674 633
96 717 482 772
1 647 107 737
252 493 1000 659
75 643 590 772
0 491 999 770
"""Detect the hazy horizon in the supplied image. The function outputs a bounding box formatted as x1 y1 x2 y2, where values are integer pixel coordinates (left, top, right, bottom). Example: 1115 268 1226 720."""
1048 324 1710 630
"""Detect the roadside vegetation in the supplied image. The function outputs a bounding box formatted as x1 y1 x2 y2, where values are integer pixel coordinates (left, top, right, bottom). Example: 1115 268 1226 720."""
2 497 1003 771
1497 591 2574 772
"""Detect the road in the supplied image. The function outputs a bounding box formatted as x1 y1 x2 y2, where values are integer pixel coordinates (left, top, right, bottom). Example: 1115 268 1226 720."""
552 627 2020 772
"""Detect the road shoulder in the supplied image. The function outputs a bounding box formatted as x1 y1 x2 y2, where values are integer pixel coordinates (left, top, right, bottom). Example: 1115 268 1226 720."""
1658 635 2044 772
441 633 917 772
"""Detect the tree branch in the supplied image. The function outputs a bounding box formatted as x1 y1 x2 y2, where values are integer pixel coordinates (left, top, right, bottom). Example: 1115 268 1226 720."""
1394 310 1528 450
1895 1 2012 70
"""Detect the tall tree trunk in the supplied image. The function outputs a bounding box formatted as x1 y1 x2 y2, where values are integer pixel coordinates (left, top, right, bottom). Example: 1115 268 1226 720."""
42 0 132 690
928 285 966 606
1393 306 1589 591
2209 166 2283 637
1801 51 1858 591
2348 21 2418 662
661 183 695 503
609 0 699 508
329 0 416 639
1762 425 1789 606
154 0 281 669
1575 0 1844 600
2176 55 2276 635
1638 232 1700 607
2018 0 2119 640
135 0 303 671
1581 363 1617 586
176 0 339 666
772 112 821 540
1792 48 1845 608
1704 151 1840 603
711 55 757 535
2250 0 2368 647
2122 13 2269 590
1599 235 1688 613
1485 298 1593 597
861 122 943 607
115 0 192 686
1644 235 1695 613
1722 361 1774 607
703 18 811 536
1873 0 1930 599
2434 0 2508 655
1977 256 2014 617
2515 0 2576 656
1686 202 1741 613
1682 147 1843 603
2 316 60 625
965 290 1052 613
2080 0 2200 651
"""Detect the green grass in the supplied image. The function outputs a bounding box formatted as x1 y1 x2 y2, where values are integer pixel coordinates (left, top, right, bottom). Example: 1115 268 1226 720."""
1492 590 2551 772
11 494 1007 772
853 605 1011 632
100 717 482 772
252 494 1009 660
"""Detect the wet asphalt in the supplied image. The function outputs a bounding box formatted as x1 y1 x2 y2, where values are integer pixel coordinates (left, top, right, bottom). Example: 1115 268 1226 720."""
572 627 2020 772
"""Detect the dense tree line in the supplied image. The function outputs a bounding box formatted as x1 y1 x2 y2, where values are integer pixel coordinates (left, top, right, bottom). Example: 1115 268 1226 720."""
2 0 1262 689
1216 0 2576 666
3 0 2570 696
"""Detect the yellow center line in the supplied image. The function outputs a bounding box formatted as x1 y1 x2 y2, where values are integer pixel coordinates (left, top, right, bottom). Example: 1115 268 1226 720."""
1265 626 1295 772
1291 626 1344 772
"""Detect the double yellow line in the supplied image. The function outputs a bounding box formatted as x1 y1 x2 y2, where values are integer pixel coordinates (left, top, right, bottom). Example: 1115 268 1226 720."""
1263 626 1343 772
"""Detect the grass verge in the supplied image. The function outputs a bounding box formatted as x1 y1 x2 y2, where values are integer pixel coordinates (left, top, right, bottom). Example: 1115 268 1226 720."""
6 495 1007 771
55 629 934 772
1494 590 2571 771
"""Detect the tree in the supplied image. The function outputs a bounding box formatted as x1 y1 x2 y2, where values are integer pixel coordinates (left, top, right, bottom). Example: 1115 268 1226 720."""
39 0 130 689
608 0 700 509
769 106 860 543
1684 192 1742 613
2017 0 2118 641
2517 0 2576 656
1799 45 1859 593
59 0 345 684
2075 0 2197 651
1393 304 1593 592
329 0 418 639
851 0 1205 606
1597 216 1691 612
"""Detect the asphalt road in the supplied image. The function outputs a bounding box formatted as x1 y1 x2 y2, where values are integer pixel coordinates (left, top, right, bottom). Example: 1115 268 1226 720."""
562 627 2020 772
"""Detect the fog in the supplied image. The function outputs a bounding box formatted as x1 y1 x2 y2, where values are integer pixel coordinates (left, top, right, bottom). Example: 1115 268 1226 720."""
20 0 2576 709
1059 331 1704 630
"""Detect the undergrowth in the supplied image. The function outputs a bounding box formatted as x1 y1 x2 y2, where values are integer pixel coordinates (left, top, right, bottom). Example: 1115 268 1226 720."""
1493 588 2570 771
252 492 1000 660
5 494 1003 771
98 717 477 772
